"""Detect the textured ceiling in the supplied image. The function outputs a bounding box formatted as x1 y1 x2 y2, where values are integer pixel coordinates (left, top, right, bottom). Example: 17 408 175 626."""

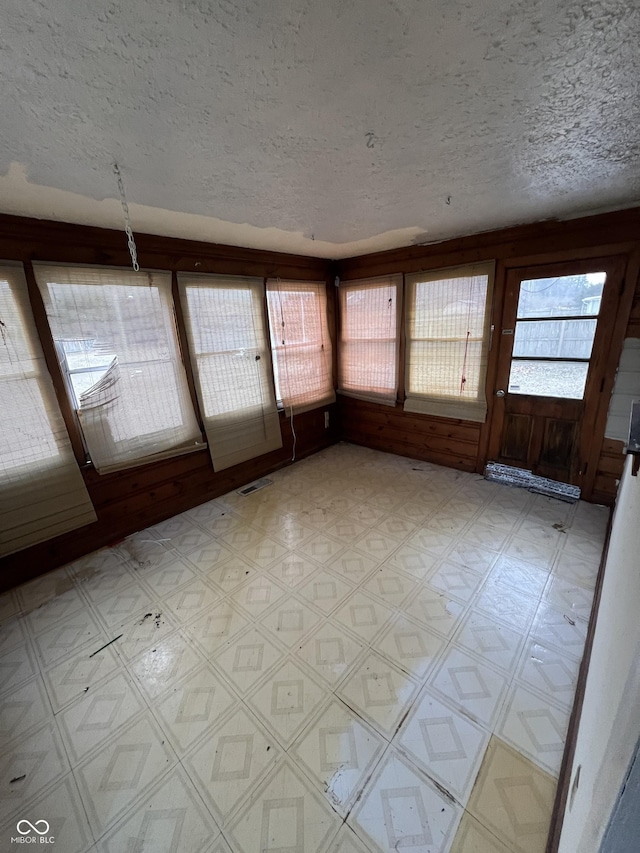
1 0 639 258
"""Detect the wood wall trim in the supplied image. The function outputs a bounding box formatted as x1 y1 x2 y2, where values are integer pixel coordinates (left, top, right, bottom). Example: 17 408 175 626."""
546 506 614 852
336 208 640 279
0 213 332 279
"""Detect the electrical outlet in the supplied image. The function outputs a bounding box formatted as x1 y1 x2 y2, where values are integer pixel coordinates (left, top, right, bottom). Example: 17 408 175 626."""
324 411 330 429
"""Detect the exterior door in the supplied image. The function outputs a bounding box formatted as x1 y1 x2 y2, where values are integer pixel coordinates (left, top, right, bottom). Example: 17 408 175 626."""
487 257 625 487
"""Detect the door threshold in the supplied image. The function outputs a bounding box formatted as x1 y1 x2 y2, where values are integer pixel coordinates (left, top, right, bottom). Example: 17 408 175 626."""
485 462 580 502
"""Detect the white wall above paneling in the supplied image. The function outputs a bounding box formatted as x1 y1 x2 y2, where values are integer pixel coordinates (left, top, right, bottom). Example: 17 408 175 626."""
606 339 640 442
1 1 639 258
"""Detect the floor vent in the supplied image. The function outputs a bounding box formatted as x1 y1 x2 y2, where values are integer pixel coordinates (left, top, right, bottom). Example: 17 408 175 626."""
236 477 273 496
484 463 580 502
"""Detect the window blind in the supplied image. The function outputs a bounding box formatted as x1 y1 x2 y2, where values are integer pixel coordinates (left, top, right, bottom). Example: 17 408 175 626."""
338 274 402 406
266 280 335 415
0 263 96 557
34 264 204 474
178 274 282 470
404 262 494 422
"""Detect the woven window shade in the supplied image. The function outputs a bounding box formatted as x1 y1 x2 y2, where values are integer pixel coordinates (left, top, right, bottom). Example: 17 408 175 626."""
404 262 494 422
266 280 335 415
34 264 204 474
338 274 402 406
0 263 96 557
179 274 282 470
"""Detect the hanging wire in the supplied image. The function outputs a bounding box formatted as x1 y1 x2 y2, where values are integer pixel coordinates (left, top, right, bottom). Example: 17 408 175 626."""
113 163 140 272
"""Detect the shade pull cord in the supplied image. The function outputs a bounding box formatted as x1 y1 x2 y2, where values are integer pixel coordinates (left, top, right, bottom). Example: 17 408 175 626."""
114 162 140 272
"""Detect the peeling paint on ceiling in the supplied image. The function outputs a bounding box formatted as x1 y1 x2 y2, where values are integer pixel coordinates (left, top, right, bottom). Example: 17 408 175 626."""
1 0 639 258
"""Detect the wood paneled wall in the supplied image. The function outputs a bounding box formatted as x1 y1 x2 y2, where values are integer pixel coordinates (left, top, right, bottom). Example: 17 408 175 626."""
2 207 640 591
336 208 640 503
0 215 337 592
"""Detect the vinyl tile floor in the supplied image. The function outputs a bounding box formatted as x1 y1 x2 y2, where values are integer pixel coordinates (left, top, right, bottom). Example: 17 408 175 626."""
0 443 608 853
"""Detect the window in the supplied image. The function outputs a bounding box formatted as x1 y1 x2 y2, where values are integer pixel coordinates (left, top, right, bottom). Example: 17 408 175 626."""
404 262 494 422
266 280 335 414
509 272 606 399
338 274 402 406
178 274 282 470
34 265 203 474
0 263 96 557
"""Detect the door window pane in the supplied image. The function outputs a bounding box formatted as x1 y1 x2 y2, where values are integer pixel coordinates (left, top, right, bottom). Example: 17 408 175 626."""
513 319 597 359
517 273 605 319
508 361 589 399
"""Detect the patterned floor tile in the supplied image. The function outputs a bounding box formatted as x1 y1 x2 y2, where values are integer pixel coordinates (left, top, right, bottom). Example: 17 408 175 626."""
185 541 235 573
42 645 122 713
0 721 70 823
265 551 319 587
98 761 220 851
543 576 594 623
154 664 237 756
291 698 386 817
110 608 176 661
429 561 484 603
467 736 556 853
529 600 588 661
246 657 326 746
372 614 445 681
259 595 323 648
76 713 177 838
142 559 199 597
361 565 419 607
497 683 570 777
231 575 288 619
553 551 600 590
0 773 93 853
327 823 378 853
184 705 279 826
186 602 250 657
213 626 285 695
348 748 462 853
0 675 52 747
503 538 557 572
333 590 395 644
429 647 508 729
0 613 26 656
206 558 261 596
25 586 88 635
58 670 146 765
396 686 490 805
353 531 401 563
164 578 223 622
0 641 39 696
487 555 549 598
238 537 290 570
453 611 525 676
130 631 203 699
474 579 537 633
33 610 105 668
384 544 439 582
227 758 341 853
324 518 370 545
328 549 380 582
403 584 467 638
450 811 512 853
93 584 157 630
298 569 356 615
404 530 456 559
294 620 365 688
515 640 580 711
337 651 420 738
298 532 346 565
447 541 499 575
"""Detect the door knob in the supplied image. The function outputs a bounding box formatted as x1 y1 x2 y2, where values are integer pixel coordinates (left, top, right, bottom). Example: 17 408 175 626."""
496 390 505 397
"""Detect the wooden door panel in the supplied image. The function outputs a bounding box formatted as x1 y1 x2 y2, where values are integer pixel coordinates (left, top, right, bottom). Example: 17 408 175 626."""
500 413 532 464
536 418 579 481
